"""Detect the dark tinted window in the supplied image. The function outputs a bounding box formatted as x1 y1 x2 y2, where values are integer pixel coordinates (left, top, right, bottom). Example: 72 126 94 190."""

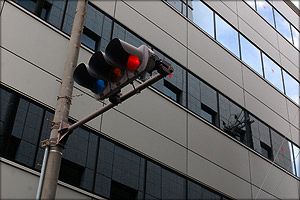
188 181 221 199
146 161 162 199
219 95 250 146
249 115 272 159
152 50 187 106
271 130 294 173
187 73 218 125
15 0 67 29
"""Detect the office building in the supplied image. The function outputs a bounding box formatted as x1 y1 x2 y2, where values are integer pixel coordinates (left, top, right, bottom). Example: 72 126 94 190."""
1 0 299 199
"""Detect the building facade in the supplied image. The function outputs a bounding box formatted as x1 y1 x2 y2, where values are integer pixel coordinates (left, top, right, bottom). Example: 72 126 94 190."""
1 0 299 199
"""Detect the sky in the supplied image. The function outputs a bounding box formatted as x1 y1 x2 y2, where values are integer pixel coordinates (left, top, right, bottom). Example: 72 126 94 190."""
291 0 300 9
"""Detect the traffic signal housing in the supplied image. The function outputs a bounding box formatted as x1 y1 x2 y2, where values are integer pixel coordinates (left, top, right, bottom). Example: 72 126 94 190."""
73 38 158 101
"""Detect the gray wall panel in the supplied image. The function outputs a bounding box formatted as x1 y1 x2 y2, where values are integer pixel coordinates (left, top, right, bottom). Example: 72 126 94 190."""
280 54 299 82
1 2 68 78
270 1 300 30
188 23 244 88
114 1 187 67
290 125 300 146
204 0 238 29
1 47 59 109
188 114 251 181
116 86 187 146
0 160 94 199
237 1 280 52
249 152 299 199
238 17 281 65
251 185 278 200
125 0 188 47
287 100 300 129
221 0 237 14
277 34 300 68
244 92 290 140
90 0 116 18
188 50 245 107
242 65 289 121
101 108 187 174
188 151 252 199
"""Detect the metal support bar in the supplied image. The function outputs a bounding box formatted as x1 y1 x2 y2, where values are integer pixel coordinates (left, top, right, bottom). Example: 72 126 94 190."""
36 146 49 200
57 73 165 143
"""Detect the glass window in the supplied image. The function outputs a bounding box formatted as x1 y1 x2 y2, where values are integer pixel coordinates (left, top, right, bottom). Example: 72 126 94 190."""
187 73 218 125
188 0 215 37
249 115 272 158
112 146 144 190
84 4 112 51
0 89 20 157
62 0 77 34
152 50 187 106
112 23 145 48
274 10 293 43
245 0 256 9
270 130 294 173
166 0 185 15
292 144 300 177
46 0 67 28
215 15 240 57
188 181 221 199
283 71 299 105
15 0 67 29
162 169 186 199
219 95 250 146
262 54 284 92
256 0 275 27
291 26 299 50
240 35 263 76
146 161 162 199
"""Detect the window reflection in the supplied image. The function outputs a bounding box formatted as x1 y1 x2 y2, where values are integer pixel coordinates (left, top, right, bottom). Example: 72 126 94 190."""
262 54 284 92
215 15 240 57
15 0 67 29
291 26 299 50
187 73 218 125
256 0 275 27
283 71 299 105
188 0 214 37
292 144 300 177
240 35 263 76
188 181 221 200
152 50 187 106
245 0 256 9
274 10 293 43
271 130 294 173
219 95 251 146
249 115 272 159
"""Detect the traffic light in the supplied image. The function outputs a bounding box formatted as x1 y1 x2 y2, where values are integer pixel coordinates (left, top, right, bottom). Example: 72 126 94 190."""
73 38 158 101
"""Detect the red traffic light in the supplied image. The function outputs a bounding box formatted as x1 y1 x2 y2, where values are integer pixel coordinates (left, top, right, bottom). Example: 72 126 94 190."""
113 67 122 80
127 55 140 71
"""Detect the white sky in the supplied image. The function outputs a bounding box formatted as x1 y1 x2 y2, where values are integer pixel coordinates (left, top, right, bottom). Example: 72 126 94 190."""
291 0 300 9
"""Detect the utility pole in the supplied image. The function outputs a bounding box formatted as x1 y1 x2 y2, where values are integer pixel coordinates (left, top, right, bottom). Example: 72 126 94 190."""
36 0 88 199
